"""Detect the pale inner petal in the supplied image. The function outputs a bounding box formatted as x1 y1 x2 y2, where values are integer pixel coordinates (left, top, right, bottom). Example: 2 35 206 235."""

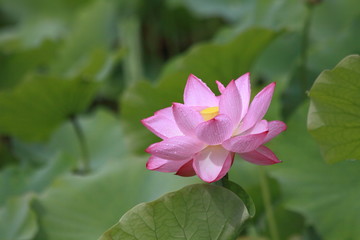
193 146 232 182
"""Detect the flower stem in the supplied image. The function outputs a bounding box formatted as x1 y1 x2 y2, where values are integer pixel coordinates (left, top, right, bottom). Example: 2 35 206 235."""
70 116 90 174
259 167 279 240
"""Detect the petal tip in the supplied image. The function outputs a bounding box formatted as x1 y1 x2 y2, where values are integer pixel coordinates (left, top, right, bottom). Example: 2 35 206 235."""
189 73 196 78
146 157 159 170
140 118 147 125
171 102 182 109
188 73 200 82
145 161 154 170
216 80 226 93
273 120 288 132
263 82 276 91
243 72 250 77
235 72 250 82
145 143 156 154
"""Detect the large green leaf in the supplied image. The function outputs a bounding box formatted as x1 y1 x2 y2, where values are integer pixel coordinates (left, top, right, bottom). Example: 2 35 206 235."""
0 76 98 141
99 184 249 240
268 102 360 240
308 55 360 163
121 27 281 153
0 194 38 240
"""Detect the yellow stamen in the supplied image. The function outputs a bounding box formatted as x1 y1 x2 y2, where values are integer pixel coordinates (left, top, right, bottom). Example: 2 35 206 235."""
200 106 219 121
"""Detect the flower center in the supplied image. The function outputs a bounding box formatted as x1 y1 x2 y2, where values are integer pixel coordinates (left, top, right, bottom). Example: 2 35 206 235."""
200 106 219 121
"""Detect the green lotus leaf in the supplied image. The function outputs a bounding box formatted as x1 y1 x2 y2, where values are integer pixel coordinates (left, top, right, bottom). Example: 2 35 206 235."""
308 55 360 163
99 184 249 240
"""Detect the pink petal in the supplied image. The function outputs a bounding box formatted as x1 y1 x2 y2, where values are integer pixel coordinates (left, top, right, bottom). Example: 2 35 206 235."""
239 82 276 133
146 136 205 160
235 73 251 120
216 80 225 94
155 106 174 119
235 119 269 135
195 114 233 145
141 113 182 139
219 80 242 128
183 74 218 107
176 160 196 177
193 146 234 183
146 156 191 172
222 131 268 153
238 145 281 165
172 103 203 136
264 120 287 143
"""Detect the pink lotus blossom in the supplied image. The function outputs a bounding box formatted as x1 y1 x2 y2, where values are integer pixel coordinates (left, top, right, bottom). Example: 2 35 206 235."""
141 73 286 183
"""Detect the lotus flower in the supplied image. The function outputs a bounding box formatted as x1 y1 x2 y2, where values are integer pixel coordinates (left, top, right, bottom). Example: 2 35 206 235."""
141 73 286 183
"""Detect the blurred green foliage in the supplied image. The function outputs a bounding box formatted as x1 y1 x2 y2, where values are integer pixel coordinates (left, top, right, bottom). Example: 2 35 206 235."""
0 0 358 239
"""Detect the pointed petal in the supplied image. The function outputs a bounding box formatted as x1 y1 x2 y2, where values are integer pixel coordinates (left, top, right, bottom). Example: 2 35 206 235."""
141 113 182 139
234 119 269 136
216 80 226 94
172 103 203 136
184 74 218 106
176 160 196 177
239 82 276 132
247 120 269 134
238 145 281 165
146 136 205 160
219 80 242 128
193 146 234 183
155 106 174 119
264 120 287 143
222 131 268 153
146 156 191 172
235 73 251 120
195 114 233 145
